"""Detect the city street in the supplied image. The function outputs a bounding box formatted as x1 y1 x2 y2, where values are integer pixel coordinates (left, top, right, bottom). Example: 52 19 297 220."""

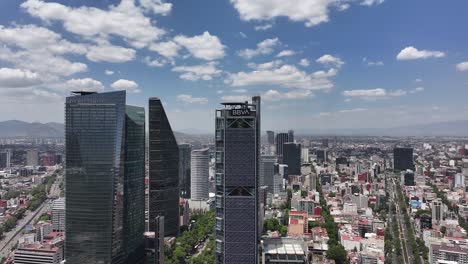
0 177 61 259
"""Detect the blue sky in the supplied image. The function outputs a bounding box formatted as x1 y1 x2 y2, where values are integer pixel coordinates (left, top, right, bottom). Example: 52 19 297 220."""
0 0 467 133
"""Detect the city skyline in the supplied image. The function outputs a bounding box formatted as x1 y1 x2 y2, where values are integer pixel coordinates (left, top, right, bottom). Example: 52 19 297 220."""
0 0 468 133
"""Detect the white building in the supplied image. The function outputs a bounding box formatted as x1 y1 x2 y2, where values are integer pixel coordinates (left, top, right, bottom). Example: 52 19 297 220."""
51 198 65 232
301 148 309 163
454 173 466 189
190 148 209 201
14 243 63 264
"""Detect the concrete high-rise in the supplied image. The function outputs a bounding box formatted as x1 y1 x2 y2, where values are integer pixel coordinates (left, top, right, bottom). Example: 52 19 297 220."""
148 98 179 237
179 143 192 199
275 133 289 163
0 149 11 168
393 147 414 171
215 97 260 264
288 129 294 143
266 131 275 145
283 142 301 175
26 149 38 167
259 155 276 194
65 91 145 264
51 198 65 232
191 148 209 201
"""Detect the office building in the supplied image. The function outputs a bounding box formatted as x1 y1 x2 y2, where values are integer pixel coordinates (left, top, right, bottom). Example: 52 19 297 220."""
65 91 145 264
309 174 317 191
149 97 180 237
454 173 466 188
275 133 289 163
316 149 327 163
393 147 414 171
144 215 164 264
432 198 444 225
260 155 277 194
278 164 289 179
267 131 275 145
215 97 260 263
322 138 329 148
301 148 309 163
179 143 192 198
26 149 38 167
51 198 65 232
14 243 63 264
261 238 308 264
463 159 468 177
283 142 301 175
191 148 209 201
288 129 294 143
430 243 468 264
404 170 415 186
273 173 283 195
0 149 11 168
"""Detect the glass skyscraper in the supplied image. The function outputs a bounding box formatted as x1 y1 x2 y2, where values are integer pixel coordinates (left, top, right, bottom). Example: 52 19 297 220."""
65 91 145 264
215 96 260 264
148 98 180 237
179 143 192 199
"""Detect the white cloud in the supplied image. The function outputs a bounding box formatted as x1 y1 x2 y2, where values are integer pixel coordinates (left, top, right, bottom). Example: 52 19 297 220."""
238 38 279 59
86 43 136 63
239 32 247 38
233 89 248 93
262 89 312 101
361 0 384 6
319 112 331 116
227 64 336 90
111 79 141 93
143 56 165 68
21 0 165 48
143 56 166 67
149 41 180 59
247 60 283 70
174 31 225 61
172 62 222 81
363 57 383 66
339 108 368 113
299 59 310 67
221 95 251 102
342 88 407 100
410 87 424 94
396 46 445 60
276 50 296 57
177 94 208 104
415 78 423 83
230 0 353 28
0 68 42 88
456 61 468 71
216 90 224 94
139 0 172 15
0 25 87 79
254 23 273 31
105 70 114 75
316 54 344 68
64 78 105 92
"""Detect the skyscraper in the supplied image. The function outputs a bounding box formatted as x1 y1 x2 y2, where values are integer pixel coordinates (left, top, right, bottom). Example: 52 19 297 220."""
288 129 294 143
283 142 301 175
266 131 275 145
275 133 289 163
259 155 276 194
26 149 38 167
404 169 415 186
191 148 209 201
0 149 11 168
393 147 414 171
148 98 179 237
65 91 145 264
179 143 192 199
215 97 260 264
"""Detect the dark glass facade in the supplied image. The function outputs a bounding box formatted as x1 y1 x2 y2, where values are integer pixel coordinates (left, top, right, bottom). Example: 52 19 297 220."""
275 133 288 163
215 97 260 264
148 98 180 237
123 105 146 264
283 142 301 175
65 91 145 264
394 147 414 171
178 143 192 199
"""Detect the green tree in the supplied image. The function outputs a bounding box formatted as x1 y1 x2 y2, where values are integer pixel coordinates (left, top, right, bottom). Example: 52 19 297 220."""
326 244 348 264
440 226 447 236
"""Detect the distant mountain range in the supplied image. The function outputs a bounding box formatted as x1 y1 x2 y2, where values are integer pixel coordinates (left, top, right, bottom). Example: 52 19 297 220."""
1 119 467 138
0 120 64 138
